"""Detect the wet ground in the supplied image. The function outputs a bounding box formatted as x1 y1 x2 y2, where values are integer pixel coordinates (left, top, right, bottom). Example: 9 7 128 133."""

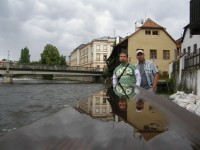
0 84 200 150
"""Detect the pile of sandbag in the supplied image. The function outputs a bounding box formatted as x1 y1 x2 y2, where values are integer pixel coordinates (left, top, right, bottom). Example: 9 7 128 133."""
169 91 200 116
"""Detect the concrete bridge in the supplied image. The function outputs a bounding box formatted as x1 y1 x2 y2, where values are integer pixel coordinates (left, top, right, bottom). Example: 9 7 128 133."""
0 63 103 83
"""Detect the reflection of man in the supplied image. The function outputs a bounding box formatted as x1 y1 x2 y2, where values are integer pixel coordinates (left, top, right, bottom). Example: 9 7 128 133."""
136 49 159 92
112 50 141 98
136 99 144 112
118 97 127 111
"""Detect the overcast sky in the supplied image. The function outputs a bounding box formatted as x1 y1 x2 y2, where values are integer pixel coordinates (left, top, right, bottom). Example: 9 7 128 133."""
0 0 190 61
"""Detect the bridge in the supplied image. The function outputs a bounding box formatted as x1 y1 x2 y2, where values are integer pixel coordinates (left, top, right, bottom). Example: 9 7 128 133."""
0 63 103 83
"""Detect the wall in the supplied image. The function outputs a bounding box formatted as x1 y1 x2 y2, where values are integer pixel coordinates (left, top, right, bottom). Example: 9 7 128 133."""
198 70 200 96
66 76 103 83
178 68 199 95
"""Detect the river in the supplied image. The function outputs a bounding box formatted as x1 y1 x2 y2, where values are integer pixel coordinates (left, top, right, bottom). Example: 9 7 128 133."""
0 78 106 136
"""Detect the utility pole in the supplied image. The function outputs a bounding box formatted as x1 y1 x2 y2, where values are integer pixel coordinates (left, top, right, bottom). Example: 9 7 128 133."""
7 50 10 62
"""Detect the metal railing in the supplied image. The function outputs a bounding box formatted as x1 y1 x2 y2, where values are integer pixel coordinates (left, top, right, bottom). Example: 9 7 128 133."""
184 48 200 69
0 63 104 72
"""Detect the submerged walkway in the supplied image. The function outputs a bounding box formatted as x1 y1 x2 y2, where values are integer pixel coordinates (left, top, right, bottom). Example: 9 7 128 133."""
0 86 200 149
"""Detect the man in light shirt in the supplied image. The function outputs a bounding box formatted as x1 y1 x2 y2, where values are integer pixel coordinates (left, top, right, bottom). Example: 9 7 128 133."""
136 49 159 92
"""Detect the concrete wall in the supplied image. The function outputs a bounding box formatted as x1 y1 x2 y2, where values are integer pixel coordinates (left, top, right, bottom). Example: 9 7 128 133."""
66 76 103 83
197 70 200 96
179 69 199 95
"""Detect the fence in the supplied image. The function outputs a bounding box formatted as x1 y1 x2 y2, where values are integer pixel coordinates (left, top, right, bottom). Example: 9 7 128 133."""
184 48 200 69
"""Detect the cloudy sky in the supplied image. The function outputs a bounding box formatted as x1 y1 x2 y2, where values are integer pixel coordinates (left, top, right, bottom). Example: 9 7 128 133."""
0 0 190 61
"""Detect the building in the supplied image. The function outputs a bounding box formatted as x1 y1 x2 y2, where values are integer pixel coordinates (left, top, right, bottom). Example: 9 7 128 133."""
107 18 177 78
69 44 86 66
169 0 200 95
190 0 200 35
74 90 113 121
69 37 115 69
176 25 200 94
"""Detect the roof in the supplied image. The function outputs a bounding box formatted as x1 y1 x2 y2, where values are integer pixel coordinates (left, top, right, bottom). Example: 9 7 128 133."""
127 18 176 44
141 18 164 29
92 36 115 42
181 24 190 42
70 44 86 54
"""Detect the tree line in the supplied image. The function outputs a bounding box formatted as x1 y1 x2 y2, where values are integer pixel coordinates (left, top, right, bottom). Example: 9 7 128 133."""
18 44 66 66
18 44 66 80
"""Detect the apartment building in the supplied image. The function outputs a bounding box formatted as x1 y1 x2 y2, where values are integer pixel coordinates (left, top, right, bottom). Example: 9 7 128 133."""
74 90 113 120
69 37 115 69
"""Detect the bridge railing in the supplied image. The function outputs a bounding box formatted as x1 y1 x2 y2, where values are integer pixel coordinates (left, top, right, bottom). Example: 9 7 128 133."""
0 63 104 72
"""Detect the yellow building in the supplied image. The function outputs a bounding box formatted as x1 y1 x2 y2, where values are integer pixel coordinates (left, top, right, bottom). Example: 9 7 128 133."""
128 18 177 75
107 18 177 78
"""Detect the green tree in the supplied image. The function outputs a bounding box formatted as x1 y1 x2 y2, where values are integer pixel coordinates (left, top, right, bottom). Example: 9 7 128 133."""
18 47 30 64
40 44 66 65
40 44 66 79
40 44 60 65
60 55 66 65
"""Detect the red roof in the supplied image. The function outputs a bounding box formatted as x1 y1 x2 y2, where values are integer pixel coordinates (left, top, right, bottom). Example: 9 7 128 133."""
141 18 164 29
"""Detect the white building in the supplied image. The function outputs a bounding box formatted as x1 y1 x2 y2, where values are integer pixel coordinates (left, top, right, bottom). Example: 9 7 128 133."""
179 25 200 80
69 37 115 69
177 25 200 95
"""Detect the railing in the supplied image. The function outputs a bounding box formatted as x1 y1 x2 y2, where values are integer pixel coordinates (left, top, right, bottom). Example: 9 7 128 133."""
184 48 200 69
0 63 104 72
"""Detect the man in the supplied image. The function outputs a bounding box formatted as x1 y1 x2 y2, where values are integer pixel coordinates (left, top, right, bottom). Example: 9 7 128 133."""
136 49 159 92
112 50 141 98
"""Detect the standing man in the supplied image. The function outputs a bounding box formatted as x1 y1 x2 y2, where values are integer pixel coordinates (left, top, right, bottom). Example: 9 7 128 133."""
136 49 159 92
112 50 141 98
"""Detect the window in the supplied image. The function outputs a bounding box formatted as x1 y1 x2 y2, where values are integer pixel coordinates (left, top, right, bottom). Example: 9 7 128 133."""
96 54 100 61
95 108 99 113
194 44 197 54
96 45 100 51
150 49 157 59
183 48 186 54
103 55 107 61
103 98 107 104
103 45 107 51
145 30 151 35
96 97 100 104
102 108 106 113
85 56 88 63
152 30 159 35
163 50 170 60
86 48 88 54
190 33 193 38
188 46 191 55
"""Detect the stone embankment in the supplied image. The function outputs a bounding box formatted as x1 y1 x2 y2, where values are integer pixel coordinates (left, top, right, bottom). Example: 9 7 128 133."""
169 91 200 116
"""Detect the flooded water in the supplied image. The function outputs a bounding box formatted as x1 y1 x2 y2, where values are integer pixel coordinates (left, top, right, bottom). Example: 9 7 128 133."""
1 79 200 150
0 78 106 136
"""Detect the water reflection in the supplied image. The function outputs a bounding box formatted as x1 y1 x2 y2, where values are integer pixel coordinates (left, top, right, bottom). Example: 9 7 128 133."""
73 87 168 141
